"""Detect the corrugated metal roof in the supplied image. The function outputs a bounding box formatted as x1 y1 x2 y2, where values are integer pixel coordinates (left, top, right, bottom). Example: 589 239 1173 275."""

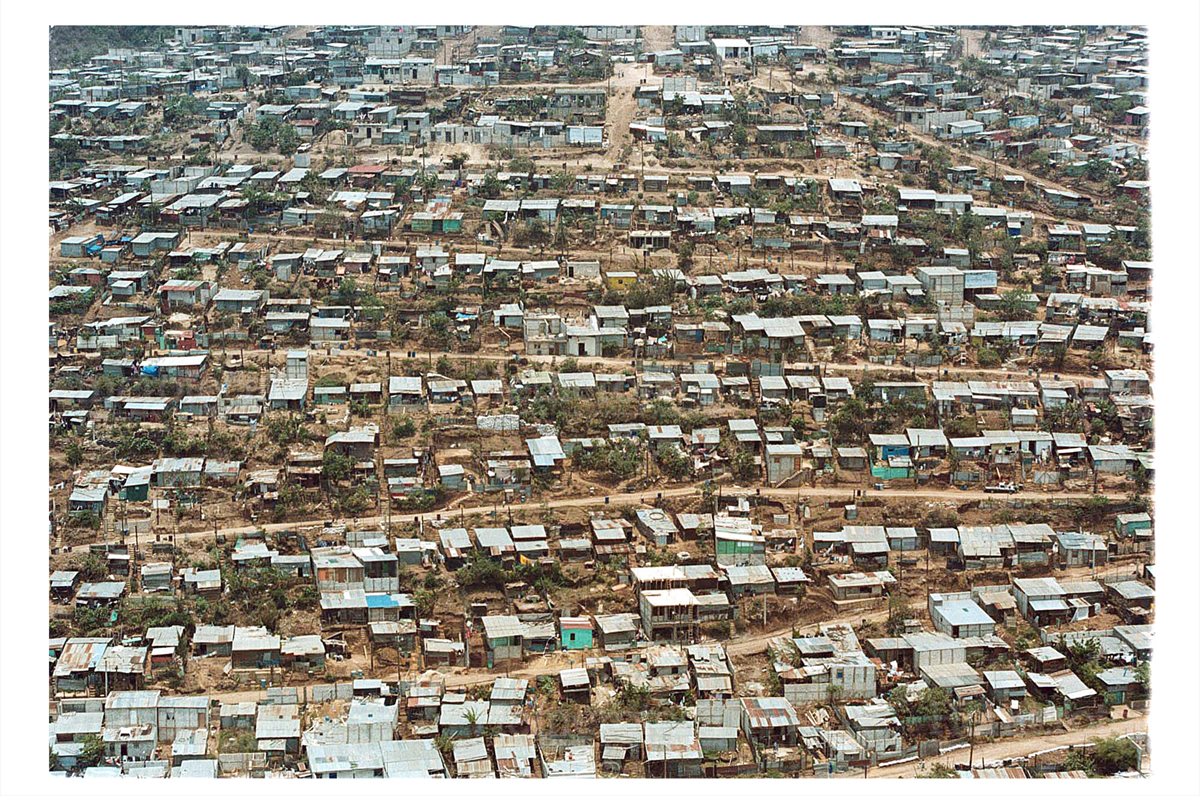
741 697 800 729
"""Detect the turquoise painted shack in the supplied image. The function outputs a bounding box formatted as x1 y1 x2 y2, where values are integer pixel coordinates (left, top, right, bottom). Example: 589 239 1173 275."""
559 617 593 650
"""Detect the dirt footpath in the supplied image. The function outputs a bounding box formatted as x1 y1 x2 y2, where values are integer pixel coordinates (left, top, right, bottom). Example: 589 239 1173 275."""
842 715 1149 778
640 26 675 53
63 482 1109 554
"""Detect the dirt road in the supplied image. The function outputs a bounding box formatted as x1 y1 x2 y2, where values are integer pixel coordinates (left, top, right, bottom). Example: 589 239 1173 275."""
843 95 1086 198
66 483 1107 554
161 596 890 706
724 607 892 658
187 339 1126 385
846 714 1149 778
602 64 640 164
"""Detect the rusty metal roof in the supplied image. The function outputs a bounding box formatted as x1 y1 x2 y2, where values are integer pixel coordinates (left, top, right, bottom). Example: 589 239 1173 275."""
741 697 800 729
53 637 111 678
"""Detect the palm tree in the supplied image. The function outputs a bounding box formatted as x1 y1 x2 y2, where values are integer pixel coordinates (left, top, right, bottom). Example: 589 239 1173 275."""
463 706 481 736
433 733 455 757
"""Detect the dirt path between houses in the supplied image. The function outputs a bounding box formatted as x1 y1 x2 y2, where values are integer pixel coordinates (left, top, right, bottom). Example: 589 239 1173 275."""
154 598 892 707
601 61 646 166
724 607 893 658
842 96 1087 199
842 714 1149 778
126 552 1144 707
170 335 1143 385
65 483 1109 554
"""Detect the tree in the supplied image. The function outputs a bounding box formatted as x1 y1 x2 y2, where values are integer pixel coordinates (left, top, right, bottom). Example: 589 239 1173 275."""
50 25 170 68
553 221 570 254
1131 462 1150 497
321 449 352 484
1037 343 1068 371
789 414 808 440
479 172 504 199
241 183 283 217
65 439 84 468
1084 157 1112 182
574 440 643 479
331 278 356 305
265 414 310 446
513 219 550 250
885 594 913 635
729 447 758 482
508 155 535 174
1072 495 1113 529
656 444 693 480
424 312 453 348
829 397 869 443
1133 661 1150 692
1091 736 1140 775
336 486 373 515
50 286 95 316
1065 637 1104 691
977 346 1001 367
247 117 298 155
79 734 106 768
412 588 437 618
392 416 415 440
912 687 953 718
640 398 681 427
943 415 979 438
50 135 85 179
549 170 574 191
665 132 684 158
163 95 206 126
614 683 652 713
455 551 508 590
676 239 694 269
1042 401 1087 433
995 289 1032 321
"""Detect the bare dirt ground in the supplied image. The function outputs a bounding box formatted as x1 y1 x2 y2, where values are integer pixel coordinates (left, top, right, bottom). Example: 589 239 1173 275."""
640 26 675 53
843 94 1088 199
958 28 988 60
156 593 893 707
847 714 1148 778
798 27 837 49
61 482 1112 554
602 64 641 166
